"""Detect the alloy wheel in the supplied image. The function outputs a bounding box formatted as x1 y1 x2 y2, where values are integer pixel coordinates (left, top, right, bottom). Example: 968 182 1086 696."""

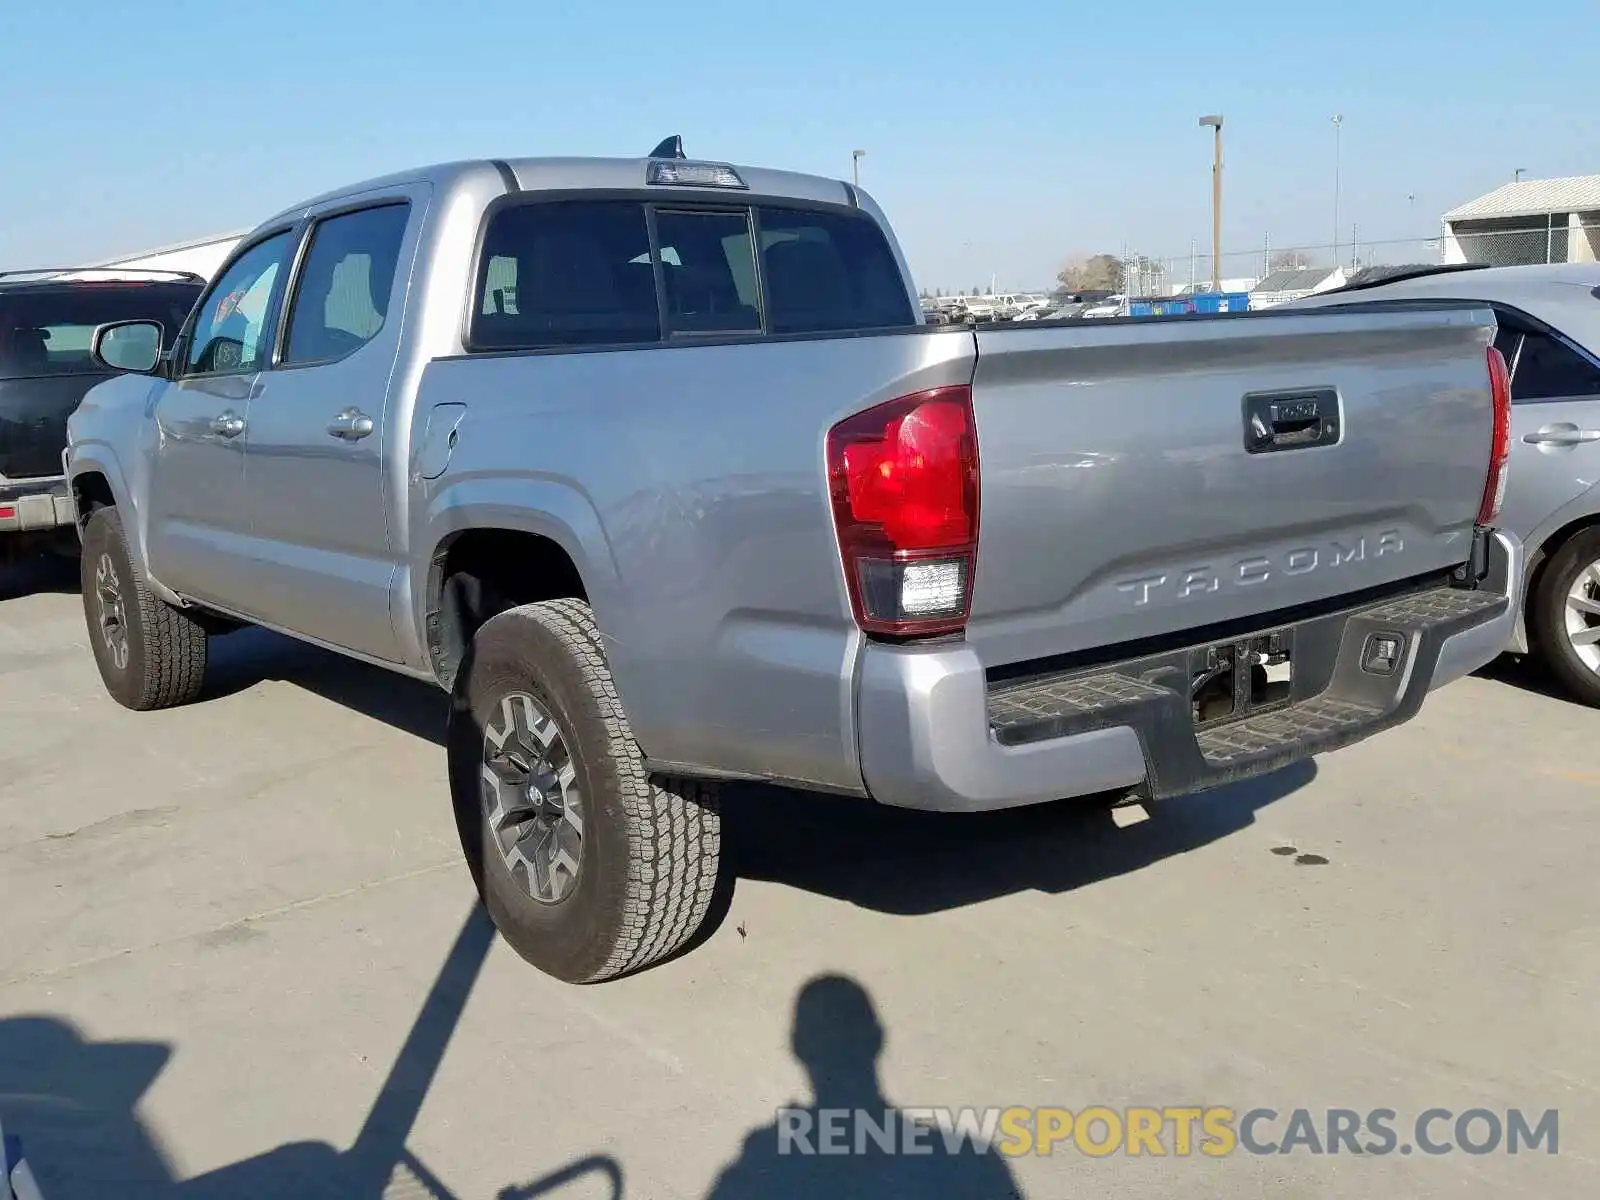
480 691 584 904
1564 558 1600 674
94 552 130 671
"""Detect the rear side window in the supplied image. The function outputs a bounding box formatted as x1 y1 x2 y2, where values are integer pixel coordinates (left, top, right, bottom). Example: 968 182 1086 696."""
282 203 410 365
0 283 201 379
1503 328 1600 402
471 201 660 350
756 207 914 334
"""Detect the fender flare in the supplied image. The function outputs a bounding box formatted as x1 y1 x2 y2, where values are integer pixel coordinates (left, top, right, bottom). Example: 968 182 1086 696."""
409 474 626 673
65 442 147 557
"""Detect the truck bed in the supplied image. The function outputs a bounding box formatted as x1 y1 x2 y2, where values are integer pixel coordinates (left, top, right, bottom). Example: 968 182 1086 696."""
411 302 1499 794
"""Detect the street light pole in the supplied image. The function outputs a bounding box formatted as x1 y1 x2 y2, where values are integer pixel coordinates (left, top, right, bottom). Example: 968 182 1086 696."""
852 149 865 188
1331 114 1343 266
1198 115 1223 293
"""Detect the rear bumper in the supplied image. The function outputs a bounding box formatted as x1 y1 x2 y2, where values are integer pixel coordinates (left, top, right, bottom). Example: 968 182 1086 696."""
857 531 1521 813
0 478 74 535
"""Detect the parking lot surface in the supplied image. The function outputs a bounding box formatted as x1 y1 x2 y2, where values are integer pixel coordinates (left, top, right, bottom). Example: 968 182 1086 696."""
2 553 1596 1199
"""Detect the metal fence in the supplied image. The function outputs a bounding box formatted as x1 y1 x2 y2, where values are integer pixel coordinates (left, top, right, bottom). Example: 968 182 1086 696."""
1126 221 1600 297
1446 217 1600 268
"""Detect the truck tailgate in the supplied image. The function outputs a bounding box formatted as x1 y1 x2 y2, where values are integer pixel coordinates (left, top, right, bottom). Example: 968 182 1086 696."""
967 305 1498 667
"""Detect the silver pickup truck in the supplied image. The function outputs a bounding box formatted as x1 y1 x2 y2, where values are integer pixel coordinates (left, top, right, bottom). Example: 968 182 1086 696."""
65 144 1520 983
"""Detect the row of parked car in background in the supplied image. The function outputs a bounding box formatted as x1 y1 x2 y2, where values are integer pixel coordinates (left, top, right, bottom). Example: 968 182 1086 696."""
920 290 1123 324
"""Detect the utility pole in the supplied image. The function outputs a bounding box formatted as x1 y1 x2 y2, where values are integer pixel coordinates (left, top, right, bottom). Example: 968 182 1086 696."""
852 149 865 188
1514 167 1526 183
1198 115 1224 292
1331 114 1344 267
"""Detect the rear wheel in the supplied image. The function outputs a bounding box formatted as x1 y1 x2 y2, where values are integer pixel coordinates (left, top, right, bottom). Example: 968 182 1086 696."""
79 507 208 710
1530 528 1600 707
447 598 722 982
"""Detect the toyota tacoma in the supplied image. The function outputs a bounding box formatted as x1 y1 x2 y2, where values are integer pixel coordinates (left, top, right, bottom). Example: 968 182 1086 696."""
65 142 1520 982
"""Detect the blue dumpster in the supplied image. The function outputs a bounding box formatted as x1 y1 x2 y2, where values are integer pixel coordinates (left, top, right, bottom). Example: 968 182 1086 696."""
1190 291 1251 314
1129 297 1195 317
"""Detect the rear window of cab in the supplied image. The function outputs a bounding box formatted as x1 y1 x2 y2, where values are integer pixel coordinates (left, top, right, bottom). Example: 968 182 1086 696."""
469 199 914 351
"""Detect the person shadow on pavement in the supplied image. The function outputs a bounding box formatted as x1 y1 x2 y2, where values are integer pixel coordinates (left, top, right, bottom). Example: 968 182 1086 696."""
0 907 622 1200
705 974 1022 1200
0 1015 175 1198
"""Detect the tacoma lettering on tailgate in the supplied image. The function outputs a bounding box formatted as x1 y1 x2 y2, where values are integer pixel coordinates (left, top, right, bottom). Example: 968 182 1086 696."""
1115 531 1405 608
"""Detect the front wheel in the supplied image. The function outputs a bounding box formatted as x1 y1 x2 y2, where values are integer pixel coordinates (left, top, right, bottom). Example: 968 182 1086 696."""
79 507 208 710
1530 528 1600 707
447 598 722 983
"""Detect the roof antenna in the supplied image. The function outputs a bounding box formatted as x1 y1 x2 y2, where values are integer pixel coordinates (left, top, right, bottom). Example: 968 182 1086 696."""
649 135 685 160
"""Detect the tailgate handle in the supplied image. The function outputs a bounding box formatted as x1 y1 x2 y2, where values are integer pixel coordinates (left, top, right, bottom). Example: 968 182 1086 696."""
1244 390 1339 454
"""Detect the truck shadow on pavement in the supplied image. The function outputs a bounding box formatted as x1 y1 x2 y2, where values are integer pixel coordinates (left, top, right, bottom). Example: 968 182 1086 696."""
0 550 79 602
203 627 453 745
203 626 1315 926
721 759 1315 916
1471 652 1575 703
0 906 623 1200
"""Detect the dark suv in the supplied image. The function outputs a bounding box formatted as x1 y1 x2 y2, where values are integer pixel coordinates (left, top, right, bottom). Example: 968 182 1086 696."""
1 269 203 549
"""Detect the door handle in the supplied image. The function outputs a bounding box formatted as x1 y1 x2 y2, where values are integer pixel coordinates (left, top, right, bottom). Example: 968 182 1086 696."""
1243 389 1339 454
1523 424 1600 448
327 407 375 441
209 410 245 438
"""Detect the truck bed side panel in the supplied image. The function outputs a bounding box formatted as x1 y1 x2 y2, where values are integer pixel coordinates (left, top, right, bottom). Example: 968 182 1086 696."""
411 328 974 791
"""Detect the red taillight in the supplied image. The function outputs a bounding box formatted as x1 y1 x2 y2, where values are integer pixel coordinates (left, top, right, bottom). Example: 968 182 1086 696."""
1478 345 1512 525
827 385 979 636
0 505 15 520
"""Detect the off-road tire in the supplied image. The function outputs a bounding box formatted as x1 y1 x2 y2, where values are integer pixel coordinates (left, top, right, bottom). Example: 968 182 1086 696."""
447 598 722 983
1530 528 1600 708
80 506 208 710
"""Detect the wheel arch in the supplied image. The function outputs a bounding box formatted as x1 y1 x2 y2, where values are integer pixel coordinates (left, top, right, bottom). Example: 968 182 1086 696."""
68 447 133 526
1522 508 1600 654
67 447 144 564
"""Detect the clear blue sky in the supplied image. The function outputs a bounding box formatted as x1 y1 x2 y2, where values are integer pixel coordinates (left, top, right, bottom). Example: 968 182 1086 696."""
2 0 1594 289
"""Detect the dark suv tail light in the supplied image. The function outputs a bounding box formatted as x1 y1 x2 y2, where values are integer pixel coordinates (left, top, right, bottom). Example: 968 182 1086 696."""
1478 345 1511 525
826 385 979 636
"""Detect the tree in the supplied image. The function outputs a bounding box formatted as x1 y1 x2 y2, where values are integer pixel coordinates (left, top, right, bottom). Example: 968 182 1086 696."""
1270 249 1314 271
1056 254 1123 292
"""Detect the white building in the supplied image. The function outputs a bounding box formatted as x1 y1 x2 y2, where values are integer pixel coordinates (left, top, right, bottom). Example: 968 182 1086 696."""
1442 175 1600 267
1170 277 1258 297
1248 266 1350 310
90 230 244 280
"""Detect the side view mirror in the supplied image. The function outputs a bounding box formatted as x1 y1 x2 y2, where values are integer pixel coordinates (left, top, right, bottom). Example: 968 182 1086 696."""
91 320 164 375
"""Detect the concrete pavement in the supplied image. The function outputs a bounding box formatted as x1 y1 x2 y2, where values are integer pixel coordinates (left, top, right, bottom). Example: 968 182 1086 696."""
1 552 1596 1198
